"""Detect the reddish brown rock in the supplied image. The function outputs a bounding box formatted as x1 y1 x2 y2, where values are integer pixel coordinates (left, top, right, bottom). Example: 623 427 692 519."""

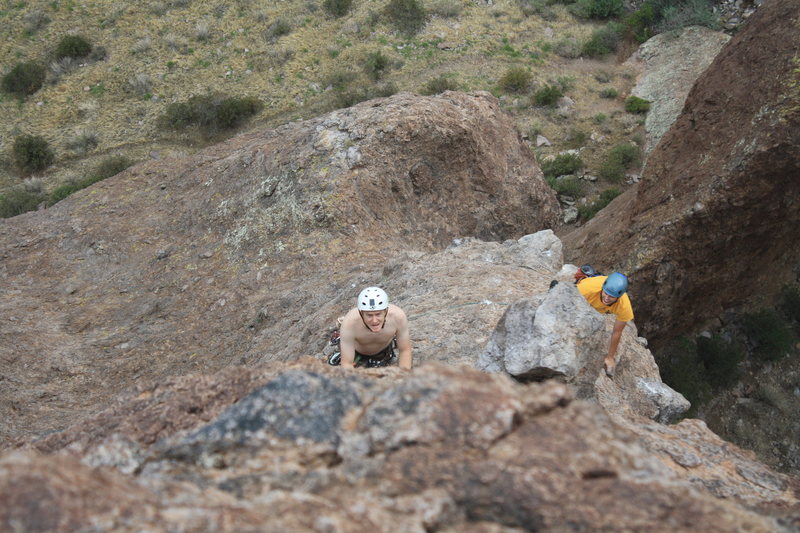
563 0 800 347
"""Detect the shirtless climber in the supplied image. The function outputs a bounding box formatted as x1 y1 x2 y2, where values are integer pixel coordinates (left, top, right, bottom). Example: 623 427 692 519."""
334 287 412 370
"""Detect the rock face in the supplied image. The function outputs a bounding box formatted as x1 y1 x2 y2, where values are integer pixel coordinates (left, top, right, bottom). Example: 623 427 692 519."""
563 0 800 348
477 275 690 422
625 25 730 156
0 91 559 444
4 362 798 532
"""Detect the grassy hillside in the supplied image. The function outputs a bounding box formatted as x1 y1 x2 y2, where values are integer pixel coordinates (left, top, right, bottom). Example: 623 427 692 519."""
0 0 658 214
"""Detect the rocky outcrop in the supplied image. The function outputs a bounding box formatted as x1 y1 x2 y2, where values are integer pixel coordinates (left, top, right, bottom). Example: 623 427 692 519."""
5 361 798 532
476 269 690 423
563 0 800 348
625 25 730 156
0 91 559 444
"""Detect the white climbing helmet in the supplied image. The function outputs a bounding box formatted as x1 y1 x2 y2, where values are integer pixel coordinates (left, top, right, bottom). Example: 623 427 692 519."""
357 287 389 311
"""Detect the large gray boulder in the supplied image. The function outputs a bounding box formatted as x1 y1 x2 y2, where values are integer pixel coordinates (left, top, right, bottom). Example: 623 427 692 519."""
477 278 690 422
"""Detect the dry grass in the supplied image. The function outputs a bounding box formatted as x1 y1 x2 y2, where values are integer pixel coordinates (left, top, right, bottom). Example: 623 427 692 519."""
0 0 641 196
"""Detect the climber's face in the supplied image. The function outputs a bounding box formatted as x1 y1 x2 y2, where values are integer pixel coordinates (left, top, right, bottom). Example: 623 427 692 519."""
601 290 619 306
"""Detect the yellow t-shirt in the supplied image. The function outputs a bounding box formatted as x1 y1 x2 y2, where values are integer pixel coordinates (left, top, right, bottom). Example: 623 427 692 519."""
577 275 634 322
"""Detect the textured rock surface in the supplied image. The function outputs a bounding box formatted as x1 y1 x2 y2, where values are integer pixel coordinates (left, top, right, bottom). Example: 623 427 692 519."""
563 0 800 348
4 362 798 532
625 25 730 156
0 91 559 444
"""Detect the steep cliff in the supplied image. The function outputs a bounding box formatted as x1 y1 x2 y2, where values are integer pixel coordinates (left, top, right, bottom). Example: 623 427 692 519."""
563 0 800 347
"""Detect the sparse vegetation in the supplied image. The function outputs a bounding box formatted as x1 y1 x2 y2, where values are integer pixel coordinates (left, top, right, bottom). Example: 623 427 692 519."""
540 152 583 179
0 185 46 218
12 134 55 174
625 95 651 113
161 93 263 134
323 0 352 17
385 0 428 35
428 0 463 18
598 143 640 182
572 0 624 19
420 74 459 95
364 51 390 81
2 61 46 98
578 187 621 220
499 66 532 93
582 22 623 57
599 87 618 99
741 310 795 362
548 175 585 197
49 155 134 205
55 35 93 60
625 0 719 43
265 18 292 41
532 84 563 106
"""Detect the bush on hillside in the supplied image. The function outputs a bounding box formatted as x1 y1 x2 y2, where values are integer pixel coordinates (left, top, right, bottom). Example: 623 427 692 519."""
658 337 713 414
12 134 55 174
577 187 620 220
2 61 46 98
0 186 46 218
540 152 583 179
572 0 624 19
364 51 390 80
696 334 743 389
420 74 459 95
548 175 584 197
55 34 93 60
161 93 263 134
331 82 398 110
532 84 563 106
624 0 718 44
741 310 795 362
323 0 352 17
428 0 464 18
625 95 651 113
265 18 292 41
598 144 639 183
385 0 428 35
599 87 618 99
582 22 623 57
49 155 133 205
499 66 532 93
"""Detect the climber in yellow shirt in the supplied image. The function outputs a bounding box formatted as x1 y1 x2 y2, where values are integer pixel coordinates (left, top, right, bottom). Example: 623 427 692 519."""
577 272 633 378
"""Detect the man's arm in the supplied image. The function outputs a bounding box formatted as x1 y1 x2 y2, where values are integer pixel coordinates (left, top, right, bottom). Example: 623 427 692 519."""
395 311 412 370
606 319 627 367
339 326 357 369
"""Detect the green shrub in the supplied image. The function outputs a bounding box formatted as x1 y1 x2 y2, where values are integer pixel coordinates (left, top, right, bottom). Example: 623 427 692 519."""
565 128 589 149
781 284 800 330
421 74 459 95
548 175 584 197
0 187 47 218
658 337 713 414
12 134 55 174
554 37 582 59
741 310 795 362
95 155 133 179
540 152 583 179
323 0 352 17
577 187 620 220
573 0 624 19
582 22 623 57
625 95 651 113
332 82 398 110
593 112 608 124
161 94 262 134
608 143 640 167
265 18 292 41
364 51 390 80
428 0 464 17
532 84 562 106
385 0 427 35
594 70 613 83
599 87 618 99
2 61 46 97
55 34 93 60
499 66 532 93
656 0 719 33
49 155 133 205
696 334 743 389
624 2 657 42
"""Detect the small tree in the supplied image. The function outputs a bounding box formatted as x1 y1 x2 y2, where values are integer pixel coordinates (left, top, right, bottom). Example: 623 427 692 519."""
499 67 532 93
385 0 427 35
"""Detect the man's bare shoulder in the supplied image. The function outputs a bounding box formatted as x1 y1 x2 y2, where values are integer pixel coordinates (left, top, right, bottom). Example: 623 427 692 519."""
387 304 407 321
340 307 361 328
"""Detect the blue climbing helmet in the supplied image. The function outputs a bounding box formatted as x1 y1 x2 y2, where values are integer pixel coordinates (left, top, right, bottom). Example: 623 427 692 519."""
602 272 628 298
